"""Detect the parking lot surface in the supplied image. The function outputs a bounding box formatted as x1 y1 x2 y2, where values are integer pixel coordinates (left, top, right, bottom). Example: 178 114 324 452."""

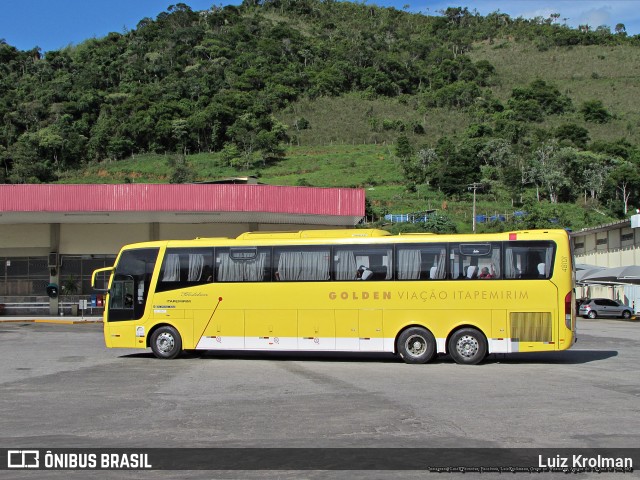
0 318 638 478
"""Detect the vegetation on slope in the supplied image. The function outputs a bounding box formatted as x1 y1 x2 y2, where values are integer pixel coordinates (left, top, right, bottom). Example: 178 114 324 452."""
1 0 639 232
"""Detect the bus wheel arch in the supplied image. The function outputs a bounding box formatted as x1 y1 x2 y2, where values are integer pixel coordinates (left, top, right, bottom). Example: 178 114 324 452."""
148 324 183 360
395 325 437 364
446 326 488 365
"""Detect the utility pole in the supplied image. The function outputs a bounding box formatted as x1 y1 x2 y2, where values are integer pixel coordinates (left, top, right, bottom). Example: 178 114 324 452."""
467 183 483 233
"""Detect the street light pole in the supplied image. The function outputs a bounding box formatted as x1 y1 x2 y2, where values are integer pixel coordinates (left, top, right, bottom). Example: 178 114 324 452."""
467 183 483 233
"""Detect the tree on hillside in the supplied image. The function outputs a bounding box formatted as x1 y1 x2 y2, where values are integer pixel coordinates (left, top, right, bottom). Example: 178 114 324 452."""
555 123 590 148
579 151 616 201
605 161 640 214
526 142 568 203
478 138 517 199
580 100 611 123
509 79 573 116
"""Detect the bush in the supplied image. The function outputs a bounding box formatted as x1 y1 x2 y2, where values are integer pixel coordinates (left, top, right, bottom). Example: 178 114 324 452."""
580 100 612 123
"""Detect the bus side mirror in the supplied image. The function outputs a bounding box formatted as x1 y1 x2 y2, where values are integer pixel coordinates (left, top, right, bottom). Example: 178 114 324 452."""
46 283 59 298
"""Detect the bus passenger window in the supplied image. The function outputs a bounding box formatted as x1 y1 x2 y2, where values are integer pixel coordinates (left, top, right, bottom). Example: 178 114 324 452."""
216 247 270 282
504 241 555 279
273 247 330 281
450 243 501 281
333 246 392 281
156 248 214 292
396 244 446 280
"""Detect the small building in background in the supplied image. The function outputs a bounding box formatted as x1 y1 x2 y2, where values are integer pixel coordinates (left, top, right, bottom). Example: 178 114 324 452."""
571 214 640 309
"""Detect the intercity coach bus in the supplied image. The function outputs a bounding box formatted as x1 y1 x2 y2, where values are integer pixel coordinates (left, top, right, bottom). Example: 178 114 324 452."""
92 229 575 365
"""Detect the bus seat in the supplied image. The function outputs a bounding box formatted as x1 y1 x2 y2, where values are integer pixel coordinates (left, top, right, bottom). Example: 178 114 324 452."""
537 263 546 278
360 268 373 280
466 265 477 279
370 266 387 280
430 266 437 279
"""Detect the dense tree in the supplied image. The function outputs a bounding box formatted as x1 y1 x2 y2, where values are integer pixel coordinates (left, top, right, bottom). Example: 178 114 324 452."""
555 123 590 148
603 161 640 214
509 79 573 117
580 100 612 123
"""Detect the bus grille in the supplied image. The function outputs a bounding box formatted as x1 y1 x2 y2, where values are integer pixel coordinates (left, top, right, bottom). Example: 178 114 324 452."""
510 312 552 342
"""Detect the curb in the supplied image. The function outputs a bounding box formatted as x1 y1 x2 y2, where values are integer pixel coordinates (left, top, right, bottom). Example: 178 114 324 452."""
0 318 102 324
35 319 103 325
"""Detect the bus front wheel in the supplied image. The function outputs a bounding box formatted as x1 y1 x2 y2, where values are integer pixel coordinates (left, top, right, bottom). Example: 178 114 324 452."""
397 327 437 364
150 326 183 359
448 328 487 365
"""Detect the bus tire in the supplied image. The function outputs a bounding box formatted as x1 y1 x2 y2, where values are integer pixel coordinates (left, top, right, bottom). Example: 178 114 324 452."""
448 328 487 365
397 327 437 364
150 326 182 359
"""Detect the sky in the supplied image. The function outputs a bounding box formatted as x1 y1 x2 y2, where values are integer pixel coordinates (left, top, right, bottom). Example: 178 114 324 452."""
1 0 638 53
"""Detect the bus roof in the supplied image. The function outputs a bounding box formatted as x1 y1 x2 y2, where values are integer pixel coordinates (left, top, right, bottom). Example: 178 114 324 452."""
118 228 569 252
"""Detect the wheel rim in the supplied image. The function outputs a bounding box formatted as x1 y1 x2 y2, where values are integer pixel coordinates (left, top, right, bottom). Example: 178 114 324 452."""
405 334 428 357
455 334 479 359
156 332 175 354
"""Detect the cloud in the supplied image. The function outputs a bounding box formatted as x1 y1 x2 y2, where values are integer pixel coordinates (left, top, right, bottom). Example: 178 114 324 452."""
577 7 612 28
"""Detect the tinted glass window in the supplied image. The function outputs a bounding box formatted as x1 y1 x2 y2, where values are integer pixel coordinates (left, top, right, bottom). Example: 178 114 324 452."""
449 243 501 280
156 248 214 292
215 247 271 282
110 248 158 321
333 246 392 281
273 246 330 281
396 244 446 280
504 241 555 279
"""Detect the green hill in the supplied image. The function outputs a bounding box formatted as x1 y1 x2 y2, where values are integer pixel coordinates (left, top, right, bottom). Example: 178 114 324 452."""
1 1 639 232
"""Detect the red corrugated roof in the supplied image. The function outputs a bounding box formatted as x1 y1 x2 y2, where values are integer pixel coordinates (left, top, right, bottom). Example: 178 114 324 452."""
0 184 364 216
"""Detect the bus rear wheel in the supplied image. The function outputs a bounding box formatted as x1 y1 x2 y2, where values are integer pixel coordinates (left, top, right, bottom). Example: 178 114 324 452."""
397 327 437 364
150 326 183 359
448 328 487 365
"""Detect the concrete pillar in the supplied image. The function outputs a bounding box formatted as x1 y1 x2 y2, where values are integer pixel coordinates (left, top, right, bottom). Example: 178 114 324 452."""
49 224 60 315
150 223 160 241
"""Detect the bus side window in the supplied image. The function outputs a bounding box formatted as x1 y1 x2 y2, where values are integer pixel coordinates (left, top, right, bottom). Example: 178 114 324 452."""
451 243 500 280
504 241 555 279
216 247 271 282
273 247 330 281
333 246 393 281
396 244 446 280
157 248 214 292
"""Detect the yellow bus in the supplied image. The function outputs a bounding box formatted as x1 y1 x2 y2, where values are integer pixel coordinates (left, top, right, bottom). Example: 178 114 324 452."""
92 228 575 365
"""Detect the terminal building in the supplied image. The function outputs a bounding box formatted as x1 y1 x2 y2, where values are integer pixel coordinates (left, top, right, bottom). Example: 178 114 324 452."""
0 183 364 315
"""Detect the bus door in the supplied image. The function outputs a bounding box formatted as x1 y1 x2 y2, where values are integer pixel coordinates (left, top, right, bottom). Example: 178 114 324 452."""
106 248 159 348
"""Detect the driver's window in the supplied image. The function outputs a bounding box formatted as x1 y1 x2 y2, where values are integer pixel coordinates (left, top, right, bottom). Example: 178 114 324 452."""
110 279 134 310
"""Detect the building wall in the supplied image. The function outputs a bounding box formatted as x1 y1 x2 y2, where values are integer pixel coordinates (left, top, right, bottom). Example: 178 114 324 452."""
573 224 640 267
60 224 151 254
0 224 50 256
